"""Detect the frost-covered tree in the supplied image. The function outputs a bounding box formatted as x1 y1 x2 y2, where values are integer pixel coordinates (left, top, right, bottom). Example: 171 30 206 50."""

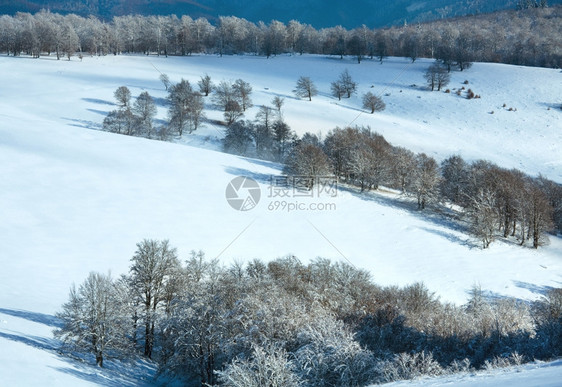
198 73 213 96
55 272 129 367
354 133 391 191
159 73 171 91
362 92 385 113
272 95 285 116
223 120 254 155
224 100 244 125
425 62 450 91
294 76 318 101
213 80 236 111
129 239 180 358
132 91 157 138
168 79 205 135
272 120 292 161
467 188 498 248
114 86 131 109
217 345 301 387
440 155 470 204
232 78 253 111
294 315 376 387
163 253 226 385
284 143 331 189
412 153 441 210
389 147 416 193
103 108 137 136
330 80 345 101
340 69 357 98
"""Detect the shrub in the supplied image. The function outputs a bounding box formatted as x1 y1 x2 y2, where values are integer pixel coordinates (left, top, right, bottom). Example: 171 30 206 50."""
377 352 444 383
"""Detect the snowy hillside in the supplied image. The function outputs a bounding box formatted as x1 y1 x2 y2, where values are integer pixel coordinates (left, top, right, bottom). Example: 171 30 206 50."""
0 54 560 385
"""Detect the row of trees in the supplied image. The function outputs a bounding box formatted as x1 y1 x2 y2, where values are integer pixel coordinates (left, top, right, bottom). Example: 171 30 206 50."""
1 7 560 67
103 74 254 138
55 240 562 385
281 127 561 248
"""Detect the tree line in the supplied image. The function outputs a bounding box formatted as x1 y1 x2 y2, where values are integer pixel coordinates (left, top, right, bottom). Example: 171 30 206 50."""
279 127 561 249
1 6 560 67
100 74 560 249
55 240 562 385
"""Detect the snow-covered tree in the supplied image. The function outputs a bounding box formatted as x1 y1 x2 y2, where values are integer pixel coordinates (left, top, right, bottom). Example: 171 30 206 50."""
284 143 331 189
132 91 157 138
412 153 441 210
294 315 376 387
55 272 130 367
232 78 253 111
294 76 318 101
425 62 450 91
217 345 301 387
362 92 385 113
128 239 181 358
114 86 131 109
159 73 171 91
102 108 137 136
198 73 213 96
168 79 204 135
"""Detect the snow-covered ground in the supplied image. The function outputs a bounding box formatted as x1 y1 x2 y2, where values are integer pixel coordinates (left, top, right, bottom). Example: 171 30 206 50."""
0 54 560 385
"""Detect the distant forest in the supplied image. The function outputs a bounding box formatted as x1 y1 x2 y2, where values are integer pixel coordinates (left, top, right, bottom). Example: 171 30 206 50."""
2 0 561 28
0 6 560 67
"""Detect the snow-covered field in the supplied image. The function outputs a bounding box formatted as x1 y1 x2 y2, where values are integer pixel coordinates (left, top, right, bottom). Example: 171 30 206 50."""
0 54 560 385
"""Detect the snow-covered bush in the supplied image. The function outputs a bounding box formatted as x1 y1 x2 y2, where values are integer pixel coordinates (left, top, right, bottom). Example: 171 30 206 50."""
294 315 376 387
484 352 525 370
216 345 301 387
377 351 444 383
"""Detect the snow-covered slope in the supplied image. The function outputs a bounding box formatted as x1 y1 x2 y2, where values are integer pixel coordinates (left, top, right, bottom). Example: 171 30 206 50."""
379 359 562 387
0 54 560 385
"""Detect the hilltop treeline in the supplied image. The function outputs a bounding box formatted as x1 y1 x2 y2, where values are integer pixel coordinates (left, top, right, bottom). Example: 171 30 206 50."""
1 6 560 67
56 242 562 385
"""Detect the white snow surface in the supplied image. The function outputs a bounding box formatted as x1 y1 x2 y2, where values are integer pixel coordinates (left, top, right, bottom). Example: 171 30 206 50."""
0 54 561 385
377 359 562 387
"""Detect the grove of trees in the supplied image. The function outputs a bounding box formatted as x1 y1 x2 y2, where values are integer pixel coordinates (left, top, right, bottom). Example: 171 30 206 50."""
55 241 562 385
1 7 560 68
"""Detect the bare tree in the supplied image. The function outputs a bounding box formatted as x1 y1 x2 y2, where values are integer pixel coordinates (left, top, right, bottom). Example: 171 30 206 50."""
362 92 385 113
198 73 213 96
232 78 253 111
425 62 450 91
168 79 205 135
284 143 331 189
340 69 358 98
412 153 441 210
159 73 171 91
129 239 181 359
114 86 131 109
467 188 498 248
217 345 301 387
55 272 129 367
294 76 318 101
224 100 244 125
103 108 137 136
440 155 470 205
223 120 254 155
132 91 157 138
272 120 292 161
272 95 285 117
213 80 235 111
330 80 345 101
